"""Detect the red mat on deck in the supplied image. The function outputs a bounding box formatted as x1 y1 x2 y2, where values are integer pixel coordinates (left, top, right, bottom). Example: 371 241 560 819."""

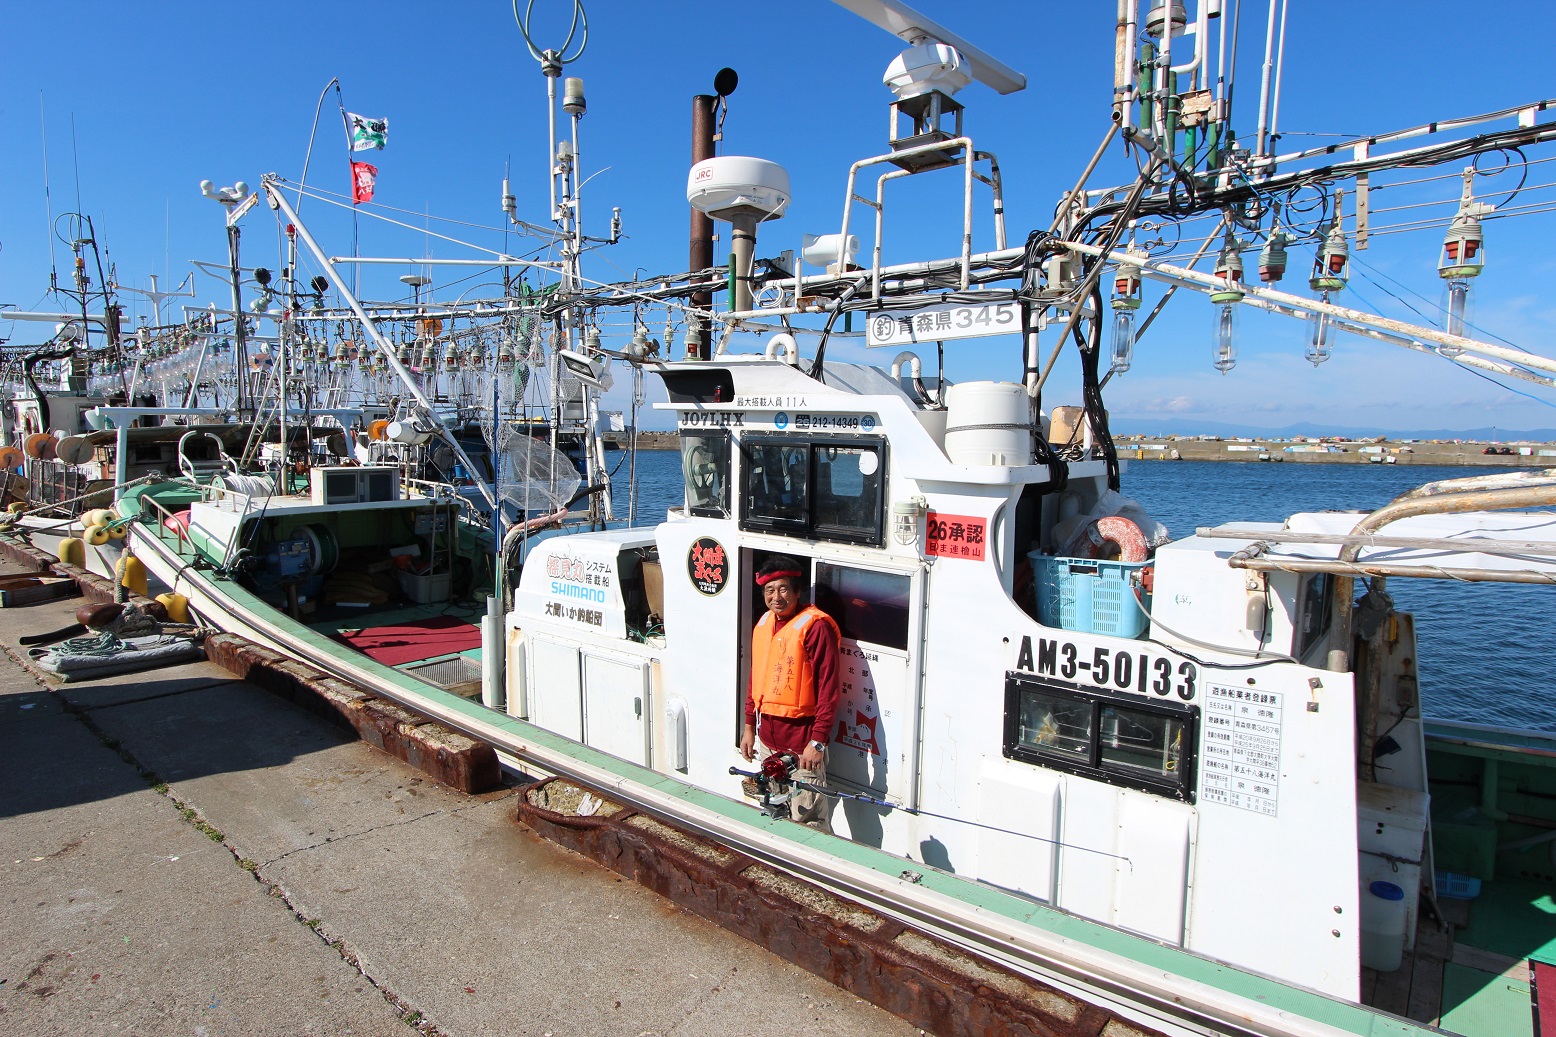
334 616 481 666
1536 959 1555 1037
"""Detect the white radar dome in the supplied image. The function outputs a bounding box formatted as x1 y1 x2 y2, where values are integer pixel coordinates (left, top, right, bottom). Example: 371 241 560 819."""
687 156 790 223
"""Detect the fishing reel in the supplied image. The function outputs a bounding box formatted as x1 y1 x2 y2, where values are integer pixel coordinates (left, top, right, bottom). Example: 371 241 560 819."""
729 751 799 819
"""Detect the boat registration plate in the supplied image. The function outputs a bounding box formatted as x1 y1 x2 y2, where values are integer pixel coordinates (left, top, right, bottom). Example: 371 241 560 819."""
1015 634 1199 701
866 301 1019 346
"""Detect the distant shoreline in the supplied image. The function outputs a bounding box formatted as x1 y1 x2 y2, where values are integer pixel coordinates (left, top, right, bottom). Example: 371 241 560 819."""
1116 436 1555 466
607 431 1553 466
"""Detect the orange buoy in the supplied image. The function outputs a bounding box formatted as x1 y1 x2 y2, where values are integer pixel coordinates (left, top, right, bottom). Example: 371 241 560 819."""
367 419 390 442
24 433 58 461
0 446 25 470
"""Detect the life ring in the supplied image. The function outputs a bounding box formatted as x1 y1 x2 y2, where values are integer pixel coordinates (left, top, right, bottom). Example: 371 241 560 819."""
1067 515 1149 563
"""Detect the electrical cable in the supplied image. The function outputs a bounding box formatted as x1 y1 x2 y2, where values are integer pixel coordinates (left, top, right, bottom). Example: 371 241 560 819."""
807 276 869 380
1016 229 1070 493
1075 273 1120 491
1131 586 1297 666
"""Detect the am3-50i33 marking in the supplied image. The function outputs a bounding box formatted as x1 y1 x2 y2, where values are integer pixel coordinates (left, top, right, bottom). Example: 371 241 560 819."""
1014 635 1198 700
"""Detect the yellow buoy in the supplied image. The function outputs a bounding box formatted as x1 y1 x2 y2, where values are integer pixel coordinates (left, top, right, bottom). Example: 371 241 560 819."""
57 538 85 565
106 523 127 540
6 502 26 515
155 592 190 624
84 525 111 547
118 555 148 597
82 509 114 528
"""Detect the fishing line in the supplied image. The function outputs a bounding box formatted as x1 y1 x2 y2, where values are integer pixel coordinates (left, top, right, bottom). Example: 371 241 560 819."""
794 781 1134 871
1455 363 1556 411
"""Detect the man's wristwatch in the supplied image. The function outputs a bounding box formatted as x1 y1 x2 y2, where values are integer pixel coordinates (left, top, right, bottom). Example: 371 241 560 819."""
809 740 827 752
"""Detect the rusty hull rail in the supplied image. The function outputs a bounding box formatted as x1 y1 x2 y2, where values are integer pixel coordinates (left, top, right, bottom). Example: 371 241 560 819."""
516 777 1159 1037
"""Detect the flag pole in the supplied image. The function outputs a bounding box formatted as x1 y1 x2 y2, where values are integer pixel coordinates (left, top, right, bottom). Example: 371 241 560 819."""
295 77 342 215
338 99 359 297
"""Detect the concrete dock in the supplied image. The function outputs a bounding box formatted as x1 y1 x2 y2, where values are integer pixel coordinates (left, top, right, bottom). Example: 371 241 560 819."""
0 566 917 1037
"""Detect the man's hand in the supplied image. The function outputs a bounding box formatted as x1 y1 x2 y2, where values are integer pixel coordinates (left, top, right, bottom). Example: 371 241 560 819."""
799 743 824 771
739 724 756 761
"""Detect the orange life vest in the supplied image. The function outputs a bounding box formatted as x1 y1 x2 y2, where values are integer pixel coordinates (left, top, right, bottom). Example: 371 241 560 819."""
750 605 838 719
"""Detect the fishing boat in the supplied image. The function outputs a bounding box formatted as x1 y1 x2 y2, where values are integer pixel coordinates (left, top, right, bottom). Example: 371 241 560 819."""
40 2 1556 1035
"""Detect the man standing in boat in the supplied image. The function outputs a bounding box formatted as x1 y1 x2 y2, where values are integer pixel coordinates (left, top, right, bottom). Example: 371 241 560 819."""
739 555 839 832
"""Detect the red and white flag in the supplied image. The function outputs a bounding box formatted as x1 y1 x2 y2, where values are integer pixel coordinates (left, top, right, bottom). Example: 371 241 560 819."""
351 161 378 205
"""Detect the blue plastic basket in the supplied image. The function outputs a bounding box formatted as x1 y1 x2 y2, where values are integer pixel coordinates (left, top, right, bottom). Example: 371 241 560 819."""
1434 871 1482 900
1031 553 1151 639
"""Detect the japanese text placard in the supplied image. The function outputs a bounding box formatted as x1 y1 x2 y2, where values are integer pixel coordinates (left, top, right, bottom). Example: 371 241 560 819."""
925 512 987 560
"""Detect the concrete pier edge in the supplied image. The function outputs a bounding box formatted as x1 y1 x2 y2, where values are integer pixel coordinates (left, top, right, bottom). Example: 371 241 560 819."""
1 528 1145 1037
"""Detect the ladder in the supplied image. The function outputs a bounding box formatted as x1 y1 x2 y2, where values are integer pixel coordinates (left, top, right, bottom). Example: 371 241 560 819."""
238 364 282 471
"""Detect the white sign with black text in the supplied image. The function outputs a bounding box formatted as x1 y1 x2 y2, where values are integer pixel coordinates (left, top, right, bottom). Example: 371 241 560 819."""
865 301 1020 347
1201 684 1283 816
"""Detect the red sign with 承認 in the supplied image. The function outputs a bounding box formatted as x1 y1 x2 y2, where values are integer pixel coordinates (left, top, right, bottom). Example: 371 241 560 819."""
925 512 986 560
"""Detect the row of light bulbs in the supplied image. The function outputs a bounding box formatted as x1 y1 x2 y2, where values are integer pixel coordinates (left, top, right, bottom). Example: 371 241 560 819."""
1108 181 1487 375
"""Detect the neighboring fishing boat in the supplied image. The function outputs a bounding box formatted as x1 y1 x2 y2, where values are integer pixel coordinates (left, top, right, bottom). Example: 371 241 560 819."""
33 2 1556 1036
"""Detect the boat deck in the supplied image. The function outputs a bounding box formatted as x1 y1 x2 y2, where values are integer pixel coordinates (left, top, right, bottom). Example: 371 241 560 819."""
1364 877 1555 1033
310 604 485 697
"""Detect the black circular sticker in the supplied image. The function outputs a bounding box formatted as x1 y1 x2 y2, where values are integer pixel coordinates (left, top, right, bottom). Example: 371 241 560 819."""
688 536 728 596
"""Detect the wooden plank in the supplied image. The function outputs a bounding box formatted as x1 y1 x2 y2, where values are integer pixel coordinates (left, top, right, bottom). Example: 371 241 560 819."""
1453 942 1531 983
1408 924 1452 1023
1372 947 1415 1017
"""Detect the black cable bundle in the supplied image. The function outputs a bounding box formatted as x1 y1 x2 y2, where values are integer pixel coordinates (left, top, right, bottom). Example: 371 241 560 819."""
1074 270 1120 492
1017 229 1071 494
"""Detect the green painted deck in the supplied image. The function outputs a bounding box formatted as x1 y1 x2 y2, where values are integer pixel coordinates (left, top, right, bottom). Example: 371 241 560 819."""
1440 961 1531 1036
1460 878 1556 965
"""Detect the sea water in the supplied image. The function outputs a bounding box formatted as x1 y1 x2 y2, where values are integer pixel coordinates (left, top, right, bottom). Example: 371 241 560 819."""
611 451 1554 732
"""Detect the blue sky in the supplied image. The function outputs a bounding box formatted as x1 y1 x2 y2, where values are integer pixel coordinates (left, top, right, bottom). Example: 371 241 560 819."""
2 2 1554 432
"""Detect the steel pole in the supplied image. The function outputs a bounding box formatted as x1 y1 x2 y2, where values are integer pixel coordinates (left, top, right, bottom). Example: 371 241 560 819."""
689 94 717 360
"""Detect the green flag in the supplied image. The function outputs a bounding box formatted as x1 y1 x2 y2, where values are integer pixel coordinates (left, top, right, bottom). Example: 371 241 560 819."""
348 113 387 152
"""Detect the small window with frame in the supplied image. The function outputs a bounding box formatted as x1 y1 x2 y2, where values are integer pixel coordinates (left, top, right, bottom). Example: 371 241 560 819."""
813 562 910 650
681 431 732 517
740 433 885 546
814 443 884 544
1004 673 1197 802
741 437 810 533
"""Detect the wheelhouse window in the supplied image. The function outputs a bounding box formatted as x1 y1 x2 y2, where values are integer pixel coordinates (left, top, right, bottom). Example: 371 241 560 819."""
815 445 883 542
814 563 910 650
740 433 884 546
681 431 732 517
1004 673 1197 802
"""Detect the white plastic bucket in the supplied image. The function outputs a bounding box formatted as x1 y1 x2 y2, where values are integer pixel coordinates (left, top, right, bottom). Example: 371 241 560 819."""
943 381 1031 465
1359 880 1408 972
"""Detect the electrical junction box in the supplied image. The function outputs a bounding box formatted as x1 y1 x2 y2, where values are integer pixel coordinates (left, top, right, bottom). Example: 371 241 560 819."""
414 510 449 536
273 538 312 580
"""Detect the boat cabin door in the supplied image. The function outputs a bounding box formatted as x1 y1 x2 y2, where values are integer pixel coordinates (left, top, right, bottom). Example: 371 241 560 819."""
744 550 925 843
